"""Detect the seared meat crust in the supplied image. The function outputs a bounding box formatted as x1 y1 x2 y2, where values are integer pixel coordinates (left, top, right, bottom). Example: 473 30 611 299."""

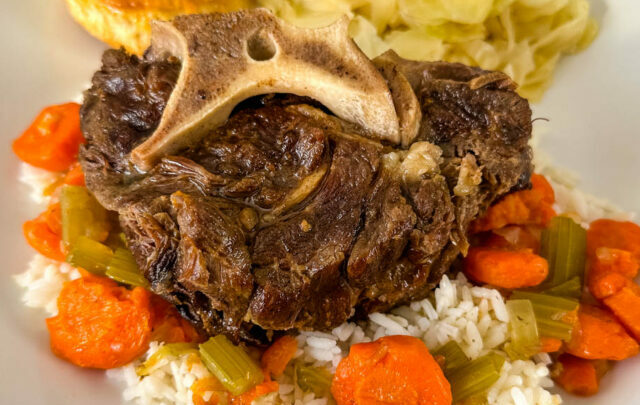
80 48 532 342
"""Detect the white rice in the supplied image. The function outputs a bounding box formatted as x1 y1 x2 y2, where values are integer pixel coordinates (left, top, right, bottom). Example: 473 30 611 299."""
106 342 211 405
14 254 80 315
18 163 62 205
15 136 635 404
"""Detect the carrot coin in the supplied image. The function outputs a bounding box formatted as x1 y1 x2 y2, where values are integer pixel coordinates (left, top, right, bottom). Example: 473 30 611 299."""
46 276 152 369
261 335 298 378
12 103 84 172
332 335 451 405
587 219 640 262
470 174 556 233
464 247 548 289
23 202 65 261
566 304 639 361
554 354 599 396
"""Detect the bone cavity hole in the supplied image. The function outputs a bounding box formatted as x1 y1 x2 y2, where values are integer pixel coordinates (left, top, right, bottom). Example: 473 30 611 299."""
247 29 276 61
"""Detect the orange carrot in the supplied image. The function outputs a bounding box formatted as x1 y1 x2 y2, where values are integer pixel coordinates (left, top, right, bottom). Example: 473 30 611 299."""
63 162 85 186
12 103 84 172
592 247 639 278
332 335 451 405
464 247 548 289
261 335 298 378
539 337 562 353
22 202 65 261
191 377 229 405
589 272 636 300
587 219 640 263
587 246 640 299
566 304 639 361
46 276 153 369
231 381 279 405
603 286 640 341
553 354 599 396
531 174 555 204
470 174 556 233
150 296 203 344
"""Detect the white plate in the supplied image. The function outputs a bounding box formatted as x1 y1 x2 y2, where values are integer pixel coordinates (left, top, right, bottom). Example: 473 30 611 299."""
0 1 638 404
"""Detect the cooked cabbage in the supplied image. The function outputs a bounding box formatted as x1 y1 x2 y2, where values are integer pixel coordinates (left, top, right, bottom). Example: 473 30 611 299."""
258 0 597 101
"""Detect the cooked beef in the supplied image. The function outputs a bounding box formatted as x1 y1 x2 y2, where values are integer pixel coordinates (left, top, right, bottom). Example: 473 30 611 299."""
79 48 532 342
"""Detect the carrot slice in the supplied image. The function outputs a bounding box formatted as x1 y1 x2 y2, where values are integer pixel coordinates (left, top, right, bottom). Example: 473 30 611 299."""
554 354 599 396
261 335 298 378
150 295 203 344
12 103 84 172
22 203 65 261
46 276 152 369
63 162 85 186
587 219 640 263
191 377 228 405
588 247 639 300
231 381 279 405
531 174 555 205
464 247 548 289
470 174 556 233
589 272 637 300
566 304 639 361
603 286 640 341
539 337 563 353
593 247 639 278
332 335 451 405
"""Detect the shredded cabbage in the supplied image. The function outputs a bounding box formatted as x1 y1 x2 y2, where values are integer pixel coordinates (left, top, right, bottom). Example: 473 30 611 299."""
258 0 597 100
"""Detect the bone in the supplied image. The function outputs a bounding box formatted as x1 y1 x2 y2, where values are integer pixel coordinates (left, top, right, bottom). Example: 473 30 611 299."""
131 9 401 171
373 53 422 147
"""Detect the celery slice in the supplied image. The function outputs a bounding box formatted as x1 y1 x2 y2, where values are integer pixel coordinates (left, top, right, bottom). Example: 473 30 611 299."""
448 353 504 401
66 236 113 275
104 231 128 250
199 335 263 396
458 396 489 405
511 291 578 341
434 340 469 375
543 276 583 299
486 351 505 372
60 185 111 246
540 216 587 289
137 343 198 376
295 364 333 397
504 299 539 360
106 248 149 288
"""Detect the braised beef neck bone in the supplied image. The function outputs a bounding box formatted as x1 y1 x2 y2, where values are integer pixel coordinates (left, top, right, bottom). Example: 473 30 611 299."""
131 9 403 170
79 15 534 342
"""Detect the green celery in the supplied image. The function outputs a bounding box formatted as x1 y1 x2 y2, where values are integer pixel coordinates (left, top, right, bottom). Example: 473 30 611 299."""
511 291 578 341
505 300 539 360
448 353 504 402
434 341 469 376
543 276 583 299
104 231 128 250
137 343 198 376
295 364 333 397
458 396 489 405
540 216 587 289
486 351 505 372
106 248 149 288
199 335 263 396
66 236 113 275
60 185 111 246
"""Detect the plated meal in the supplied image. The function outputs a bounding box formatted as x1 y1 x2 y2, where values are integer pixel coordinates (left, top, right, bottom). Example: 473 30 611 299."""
9 1 640 405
